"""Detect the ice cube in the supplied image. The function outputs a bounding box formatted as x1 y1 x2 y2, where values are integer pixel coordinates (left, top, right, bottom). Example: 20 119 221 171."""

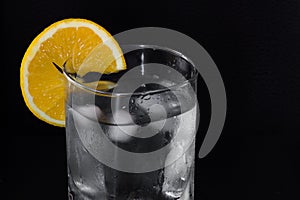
136 104 167 138
164 142 195 183
69 106 106 158
148 104 167 122
108 110 138 142
108 125 136 142
74 104 103 121
164 105 196 166
67 107 107 197
128 83 177 126
178 180 191 200
70 105 102 137
112 109 133 124
162 148 193 199
162 106 197 197
171 105 197 150
132 104 177 139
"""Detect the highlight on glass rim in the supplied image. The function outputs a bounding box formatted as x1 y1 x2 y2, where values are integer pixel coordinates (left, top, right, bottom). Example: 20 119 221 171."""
20 18 200 199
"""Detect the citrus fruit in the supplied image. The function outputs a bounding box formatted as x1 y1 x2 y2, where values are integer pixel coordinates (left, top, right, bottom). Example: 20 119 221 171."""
20 18 126 127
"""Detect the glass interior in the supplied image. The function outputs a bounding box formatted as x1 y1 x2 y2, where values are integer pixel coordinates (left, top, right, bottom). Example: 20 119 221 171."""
63 45 198 96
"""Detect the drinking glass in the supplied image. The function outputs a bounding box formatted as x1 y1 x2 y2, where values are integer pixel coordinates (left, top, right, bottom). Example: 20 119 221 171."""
64 45 199 200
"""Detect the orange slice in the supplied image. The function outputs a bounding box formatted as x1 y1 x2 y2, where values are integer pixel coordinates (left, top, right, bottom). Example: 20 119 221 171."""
20 18 126 127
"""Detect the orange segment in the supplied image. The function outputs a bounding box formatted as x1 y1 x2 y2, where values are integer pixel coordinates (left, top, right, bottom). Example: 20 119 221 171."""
20 18 126 127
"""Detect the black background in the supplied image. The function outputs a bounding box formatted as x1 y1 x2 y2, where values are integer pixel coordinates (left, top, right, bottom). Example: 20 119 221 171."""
2 0 300 199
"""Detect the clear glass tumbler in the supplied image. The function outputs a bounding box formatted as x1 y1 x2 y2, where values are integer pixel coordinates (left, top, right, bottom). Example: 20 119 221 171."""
64 45 198 200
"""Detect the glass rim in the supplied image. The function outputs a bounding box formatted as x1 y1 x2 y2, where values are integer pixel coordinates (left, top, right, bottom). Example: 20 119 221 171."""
63 44 198 97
